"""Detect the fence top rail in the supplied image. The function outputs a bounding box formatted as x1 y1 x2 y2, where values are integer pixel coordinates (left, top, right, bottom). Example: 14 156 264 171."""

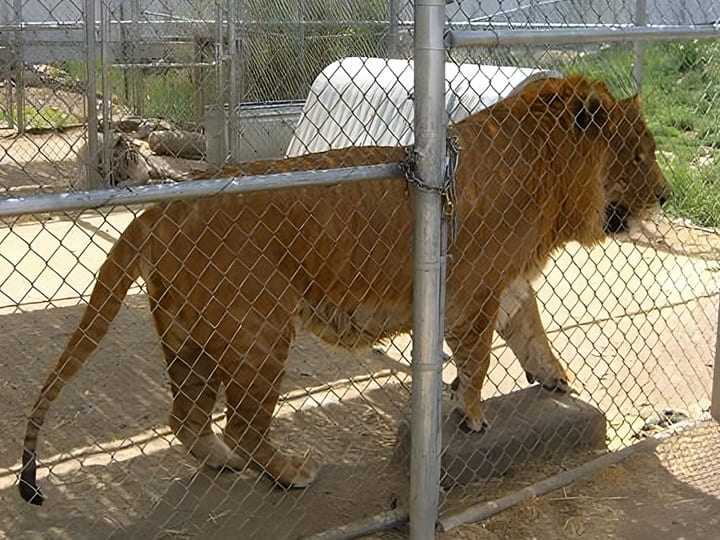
0 18 392 34
0 163 402 218
446 24 720 48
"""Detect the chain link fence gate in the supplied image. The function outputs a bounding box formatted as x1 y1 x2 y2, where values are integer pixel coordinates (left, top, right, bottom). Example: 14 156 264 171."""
1 1 720 539
433 0 720 534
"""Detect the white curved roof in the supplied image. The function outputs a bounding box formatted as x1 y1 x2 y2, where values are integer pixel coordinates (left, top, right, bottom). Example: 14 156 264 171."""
287 57 555 156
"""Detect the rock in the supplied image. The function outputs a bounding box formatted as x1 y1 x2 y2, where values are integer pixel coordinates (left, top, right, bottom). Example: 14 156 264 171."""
115 116 143 132
640 408 690 434
391 385 607 486
146 154 211 180
135 122 153 140
148 129 206 160
135 119 174 140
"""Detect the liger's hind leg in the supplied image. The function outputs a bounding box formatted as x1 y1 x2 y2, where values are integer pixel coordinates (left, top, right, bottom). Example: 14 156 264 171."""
162 343 246 470
222 321 318 488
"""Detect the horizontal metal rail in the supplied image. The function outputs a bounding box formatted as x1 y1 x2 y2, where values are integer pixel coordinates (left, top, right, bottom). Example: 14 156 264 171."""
0 18 393 34
0 163 402 218
3 20 717 43
112 61 222 69
0 18 409 63
455 22 638 30
446 24 720 48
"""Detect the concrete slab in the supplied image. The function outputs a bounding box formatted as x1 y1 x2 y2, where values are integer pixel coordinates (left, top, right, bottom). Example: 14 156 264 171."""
0 208 136 312
393 386 606 486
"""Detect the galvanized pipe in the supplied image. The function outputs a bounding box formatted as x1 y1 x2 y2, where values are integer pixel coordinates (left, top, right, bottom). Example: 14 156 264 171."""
0 164 402 218
712 294 720 422
12 0 25 134
214 0 224 109
410 1 446 538
112 61 222 69
633 0 648 91
227 0 239 131
387 0 400 57
438 429 677 531
129 0 143 116
446 24 720 48
84 0 101 188
204 105 227 168
0 19 394 33
101 0 112 181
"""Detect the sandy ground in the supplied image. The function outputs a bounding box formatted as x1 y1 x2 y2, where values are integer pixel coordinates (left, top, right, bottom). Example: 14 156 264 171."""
428 420 720 540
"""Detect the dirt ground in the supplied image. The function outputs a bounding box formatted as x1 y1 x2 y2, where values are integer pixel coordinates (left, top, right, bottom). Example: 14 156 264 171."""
0 295 413 539
431 420 720 540
0 129 719 539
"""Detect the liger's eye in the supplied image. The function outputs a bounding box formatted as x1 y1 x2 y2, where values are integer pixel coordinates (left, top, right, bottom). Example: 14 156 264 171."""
634 153 646 164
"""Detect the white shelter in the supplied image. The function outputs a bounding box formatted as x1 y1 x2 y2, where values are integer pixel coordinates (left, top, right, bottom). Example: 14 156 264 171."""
287 57 557 156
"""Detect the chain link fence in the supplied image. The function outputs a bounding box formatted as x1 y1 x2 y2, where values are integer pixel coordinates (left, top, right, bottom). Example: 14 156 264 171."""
1 1 719 538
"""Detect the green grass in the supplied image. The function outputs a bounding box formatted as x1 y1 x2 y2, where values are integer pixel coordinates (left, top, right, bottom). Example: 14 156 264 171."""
63 60 200 123
662 161 720 227
0 106 80 130
144 70 199 123
566 40 720 227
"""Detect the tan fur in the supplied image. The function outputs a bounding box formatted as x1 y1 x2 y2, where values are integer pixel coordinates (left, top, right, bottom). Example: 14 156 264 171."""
19 75 670 503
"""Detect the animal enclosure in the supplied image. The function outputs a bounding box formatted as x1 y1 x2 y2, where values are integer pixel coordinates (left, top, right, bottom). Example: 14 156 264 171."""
1 1 720 538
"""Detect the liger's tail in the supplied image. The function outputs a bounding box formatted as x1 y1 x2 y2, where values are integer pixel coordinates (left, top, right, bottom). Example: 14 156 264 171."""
19 217 146 505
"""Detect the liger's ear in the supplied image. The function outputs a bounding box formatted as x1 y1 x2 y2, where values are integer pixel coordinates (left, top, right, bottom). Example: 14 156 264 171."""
574 90 607 136
618 94 643 110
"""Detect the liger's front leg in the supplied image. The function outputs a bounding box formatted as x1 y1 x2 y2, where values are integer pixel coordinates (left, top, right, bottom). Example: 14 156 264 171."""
446 296 499 432
496 277 573 393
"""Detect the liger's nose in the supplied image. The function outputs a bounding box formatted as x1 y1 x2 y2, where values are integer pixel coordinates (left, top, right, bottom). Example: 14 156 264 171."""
658 190 671 207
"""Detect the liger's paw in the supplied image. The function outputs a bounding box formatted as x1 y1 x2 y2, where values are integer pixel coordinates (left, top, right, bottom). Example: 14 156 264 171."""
525 371 576 394
459 413 490 433
269 452 318 489
449 377 490 433
286 455 318 488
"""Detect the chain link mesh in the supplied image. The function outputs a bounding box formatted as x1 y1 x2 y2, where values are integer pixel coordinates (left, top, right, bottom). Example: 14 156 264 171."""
1 0 719 538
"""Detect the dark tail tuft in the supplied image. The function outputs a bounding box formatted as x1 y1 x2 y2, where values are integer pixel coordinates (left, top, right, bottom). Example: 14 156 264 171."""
19 450 44 505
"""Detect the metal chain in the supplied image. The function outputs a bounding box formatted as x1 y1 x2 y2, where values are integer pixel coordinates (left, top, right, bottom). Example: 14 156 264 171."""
401 135 460 243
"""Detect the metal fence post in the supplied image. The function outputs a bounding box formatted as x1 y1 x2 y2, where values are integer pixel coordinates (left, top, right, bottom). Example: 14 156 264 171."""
100 0 112 184
387 0 400 57
633 0 648 91
84 0 101 189
204 104 227 167
410 1 446 538
711 295 720 422
12 0 24 134
128 0 144 117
